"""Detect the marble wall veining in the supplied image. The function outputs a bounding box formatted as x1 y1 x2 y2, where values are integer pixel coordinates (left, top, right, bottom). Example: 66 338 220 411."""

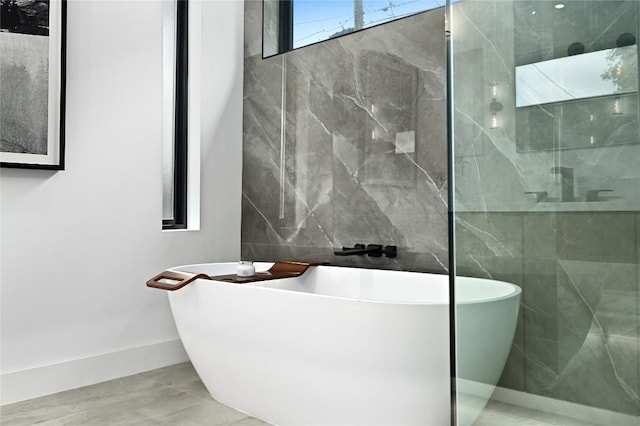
242 1 449 273
242 0 639 420
453 0 640 213
456 212 640 416
452 0 640 418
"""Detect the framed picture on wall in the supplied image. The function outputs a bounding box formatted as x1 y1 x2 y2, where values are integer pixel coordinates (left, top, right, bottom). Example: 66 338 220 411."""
0 0 66 170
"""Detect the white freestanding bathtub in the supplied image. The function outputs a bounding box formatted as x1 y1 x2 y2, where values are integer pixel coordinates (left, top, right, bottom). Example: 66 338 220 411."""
160 263 520 426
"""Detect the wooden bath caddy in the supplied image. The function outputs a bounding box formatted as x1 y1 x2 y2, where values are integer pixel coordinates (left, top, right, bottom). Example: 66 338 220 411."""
146 261 326 291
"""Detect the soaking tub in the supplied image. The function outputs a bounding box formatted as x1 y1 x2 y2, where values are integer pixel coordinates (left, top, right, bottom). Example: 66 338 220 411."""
149 262 521 426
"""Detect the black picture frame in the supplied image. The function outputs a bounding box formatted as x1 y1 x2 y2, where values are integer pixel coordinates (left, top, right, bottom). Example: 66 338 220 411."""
1 0 66 170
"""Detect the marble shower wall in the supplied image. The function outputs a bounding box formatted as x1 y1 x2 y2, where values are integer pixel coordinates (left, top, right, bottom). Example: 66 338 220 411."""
452 0 640 417
243 0 639 418
242 1 448 272
453 0 640 213
456 212 640 416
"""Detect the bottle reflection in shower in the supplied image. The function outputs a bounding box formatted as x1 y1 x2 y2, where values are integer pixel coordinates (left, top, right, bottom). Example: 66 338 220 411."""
236 261 255 277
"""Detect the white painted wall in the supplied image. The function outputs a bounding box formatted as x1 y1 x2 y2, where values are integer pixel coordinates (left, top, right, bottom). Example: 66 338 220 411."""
0 0 245 404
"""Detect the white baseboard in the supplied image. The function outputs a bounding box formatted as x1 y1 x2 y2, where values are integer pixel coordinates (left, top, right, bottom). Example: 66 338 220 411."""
491 386 639 425
1 339 188 406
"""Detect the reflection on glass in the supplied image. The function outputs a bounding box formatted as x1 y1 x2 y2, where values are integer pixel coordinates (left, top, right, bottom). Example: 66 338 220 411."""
263 0 280 57
162 0 176 220
453 0 640 425
516 45 638 107
516 93 639 152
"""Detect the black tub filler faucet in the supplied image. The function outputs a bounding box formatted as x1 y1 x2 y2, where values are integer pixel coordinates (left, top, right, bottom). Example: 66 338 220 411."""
333 244 397 258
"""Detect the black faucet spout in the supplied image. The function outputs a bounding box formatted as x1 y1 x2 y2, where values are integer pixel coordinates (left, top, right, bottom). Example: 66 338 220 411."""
333 244 396 257
334 244 382 256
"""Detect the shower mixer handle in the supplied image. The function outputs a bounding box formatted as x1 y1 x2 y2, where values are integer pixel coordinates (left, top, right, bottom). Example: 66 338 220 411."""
586 189 613 202
524 191 549 202
381 245 397 257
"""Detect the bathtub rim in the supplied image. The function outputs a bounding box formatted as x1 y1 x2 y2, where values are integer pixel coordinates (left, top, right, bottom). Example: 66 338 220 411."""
168 262 521 307
454 275 522 305
169 265 446 307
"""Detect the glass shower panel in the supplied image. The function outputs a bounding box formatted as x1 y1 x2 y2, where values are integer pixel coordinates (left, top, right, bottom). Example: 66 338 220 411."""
450 1 640 425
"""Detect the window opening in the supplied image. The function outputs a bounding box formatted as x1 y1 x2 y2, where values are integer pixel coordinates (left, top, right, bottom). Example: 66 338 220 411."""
163 0 188 229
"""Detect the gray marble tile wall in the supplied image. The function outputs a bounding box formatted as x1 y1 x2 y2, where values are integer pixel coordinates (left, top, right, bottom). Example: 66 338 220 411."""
242 0 640 419
453 0 640 213
456 212 640 416
262 0 278 57
242 1 448 273
452 0 640 417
